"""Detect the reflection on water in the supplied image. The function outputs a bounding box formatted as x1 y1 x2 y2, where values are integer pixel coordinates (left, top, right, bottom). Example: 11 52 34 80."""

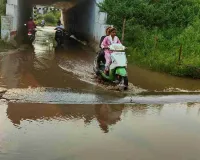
7 103 125 132
95 104 124 133
33 27 55 70
1 103 200 160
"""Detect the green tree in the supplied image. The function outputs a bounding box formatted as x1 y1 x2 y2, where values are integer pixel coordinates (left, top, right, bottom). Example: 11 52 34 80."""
44 12 56 25
98 0 200 78
0 0 6 29
98 0 134 42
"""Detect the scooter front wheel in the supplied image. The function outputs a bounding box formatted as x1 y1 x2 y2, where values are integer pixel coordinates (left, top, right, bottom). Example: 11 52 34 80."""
119 76 128 91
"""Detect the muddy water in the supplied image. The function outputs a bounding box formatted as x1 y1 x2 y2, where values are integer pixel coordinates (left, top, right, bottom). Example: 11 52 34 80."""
128 65 200 92
0 27 99 92
1 27 200 160
0 26 200 93
0 102 200 160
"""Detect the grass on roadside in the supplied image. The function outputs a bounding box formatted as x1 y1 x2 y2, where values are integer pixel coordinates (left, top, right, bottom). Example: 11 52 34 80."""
0 40 16 52
128 45 200 79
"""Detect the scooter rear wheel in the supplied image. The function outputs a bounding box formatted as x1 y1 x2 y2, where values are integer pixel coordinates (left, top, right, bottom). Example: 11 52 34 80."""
93 55 101 76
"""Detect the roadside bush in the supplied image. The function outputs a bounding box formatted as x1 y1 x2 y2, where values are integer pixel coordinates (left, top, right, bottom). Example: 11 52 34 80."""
99 0 200 78
0 39 16 51
35 9 61 26
44 12 56 25
0 0 6 31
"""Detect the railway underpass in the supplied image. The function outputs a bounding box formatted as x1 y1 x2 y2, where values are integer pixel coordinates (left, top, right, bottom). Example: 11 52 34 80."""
4 0 109 45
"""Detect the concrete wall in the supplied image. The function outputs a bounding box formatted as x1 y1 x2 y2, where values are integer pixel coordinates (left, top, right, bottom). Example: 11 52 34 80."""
63 0 111 45
1 0 32 41
1 0 19 41
5 0 18 35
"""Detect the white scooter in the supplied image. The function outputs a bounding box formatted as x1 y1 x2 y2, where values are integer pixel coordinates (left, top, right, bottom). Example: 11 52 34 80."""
94 43 128 90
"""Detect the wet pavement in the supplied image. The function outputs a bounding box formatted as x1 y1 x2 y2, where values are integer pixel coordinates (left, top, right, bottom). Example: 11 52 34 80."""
2 88 200 104
0 26 200 160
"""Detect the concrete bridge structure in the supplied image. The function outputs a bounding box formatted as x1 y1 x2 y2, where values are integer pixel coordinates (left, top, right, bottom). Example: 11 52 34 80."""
2 0 109 46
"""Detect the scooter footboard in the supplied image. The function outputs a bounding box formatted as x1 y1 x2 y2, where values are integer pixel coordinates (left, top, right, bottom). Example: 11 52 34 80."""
115 68 127 77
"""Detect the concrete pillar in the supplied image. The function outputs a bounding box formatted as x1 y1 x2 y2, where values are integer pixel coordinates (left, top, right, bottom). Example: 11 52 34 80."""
1 0 19 40
2 0 32 42
6 3 18 31
6 0 19 34
1 15 13 41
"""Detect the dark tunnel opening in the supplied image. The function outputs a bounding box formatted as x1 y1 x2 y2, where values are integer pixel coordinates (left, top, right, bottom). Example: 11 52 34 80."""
4 0 110 48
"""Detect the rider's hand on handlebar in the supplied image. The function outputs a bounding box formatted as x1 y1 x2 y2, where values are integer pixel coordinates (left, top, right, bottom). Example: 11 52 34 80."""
103 46 109 50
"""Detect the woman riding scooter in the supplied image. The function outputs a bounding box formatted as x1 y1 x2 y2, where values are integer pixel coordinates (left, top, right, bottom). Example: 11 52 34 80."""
94 27 128 90
101 27 121 75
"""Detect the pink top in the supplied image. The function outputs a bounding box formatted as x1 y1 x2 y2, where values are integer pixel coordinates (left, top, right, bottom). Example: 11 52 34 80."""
101 36 121 54
27 20 36 30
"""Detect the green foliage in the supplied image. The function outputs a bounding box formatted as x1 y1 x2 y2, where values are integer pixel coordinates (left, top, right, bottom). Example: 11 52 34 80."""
99 0 200 78
0 0 6 31
44 12 56 24
35 10 61 26
0 39 16 51
0 0 6 15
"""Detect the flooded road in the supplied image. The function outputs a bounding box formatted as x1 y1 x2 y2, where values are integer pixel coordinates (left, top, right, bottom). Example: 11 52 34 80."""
128 65 200 92
0 27 200 160
0 26 200 93
0 102 200 160
0 27 96 91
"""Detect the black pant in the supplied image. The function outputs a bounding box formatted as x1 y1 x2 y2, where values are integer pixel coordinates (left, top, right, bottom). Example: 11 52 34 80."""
55 31 64 44
97 49 105 67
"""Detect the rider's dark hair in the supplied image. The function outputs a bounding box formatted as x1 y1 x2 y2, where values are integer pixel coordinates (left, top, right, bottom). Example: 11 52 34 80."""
106 26 112 33
109 27 117 34
57 20 61 25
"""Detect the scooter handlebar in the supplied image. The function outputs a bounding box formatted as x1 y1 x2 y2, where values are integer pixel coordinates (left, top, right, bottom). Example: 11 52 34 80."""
106 46 127 51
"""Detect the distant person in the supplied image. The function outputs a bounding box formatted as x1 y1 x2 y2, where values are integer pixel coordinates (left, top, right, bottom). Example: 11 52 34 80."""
54 21 65 47
26 17 36 35
41 19 45 27
55 20 64 31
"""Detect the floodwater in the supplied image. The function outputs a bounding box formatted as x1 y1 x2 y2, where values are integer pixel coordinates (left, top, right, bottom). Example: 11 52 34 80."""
1 102 200 160
1 27 200 160
0 27 200 93
128 65 200 92
0 27 95 91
